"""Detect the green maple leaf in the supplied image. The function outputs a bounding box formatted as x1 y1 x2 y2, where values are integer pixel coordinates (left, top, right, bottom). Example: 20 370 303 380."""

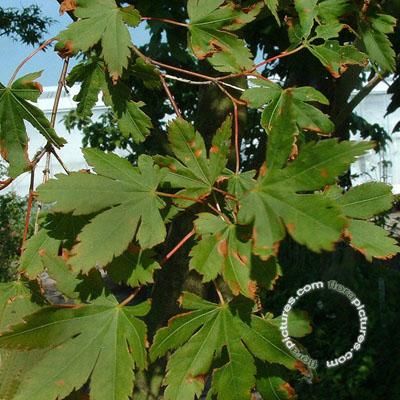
131 58 161 90
242 82 334 169
264 0 280 25
20 228 61 277
0 281 40 332
190 213 281 298
0 72 65 178
327 183 399 261
308 41 368 78
103 79 153 143
256 363 297 400
290 0 368 77
20 213 89 278
67 58 153 142
294 0 318 38
156 117 232 206
150 293 299 400
293 0 351 41
359 11 397 72
313 0 352 40
270 309 312 338
347 220 399 261
0 297 149 400
66 58 107 118
37 148 167 273
238 139 372 259
226 170 257 199
317 0 352 22
58 0 141 80
107 246 161 287
116 100 153 143
187 0 263 72
0 281 43 400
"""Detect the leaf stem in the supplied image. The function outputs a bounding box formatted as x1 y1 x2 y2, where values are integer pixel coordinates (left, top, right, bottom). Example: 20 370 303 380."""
8 38 55 86
252 44 306 71
50 147 70 175
335 73 387 128
212 186 237 201
0 178 13 191
233 103 240 174
50 57 70 127
214 282 225 305
119 287 141 307
34 58 70 235
156 191 231 223
161 229 196 264
132 46 218 84
141 16 188 28
160 74 182 117
212 82 243 174
156 191 202 203
21 169 35 251
216 45 306 81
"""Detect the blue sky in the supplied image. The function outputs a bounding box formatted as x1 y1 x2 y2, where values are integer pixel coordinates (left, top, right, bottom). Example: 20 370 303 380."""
0 0 148 86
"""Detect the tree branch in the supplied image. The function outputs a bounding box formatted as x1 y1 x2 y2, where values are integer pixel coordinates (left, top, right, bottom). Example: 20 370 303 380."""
141 16 188 28
161 229 196 265
160 74 182 117
8 38 55 86
335 73 387 128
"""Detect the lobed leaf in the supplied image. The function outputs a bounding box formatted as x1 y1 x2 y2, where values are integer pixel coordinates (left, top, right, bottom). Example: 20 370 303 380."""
0 73 65 178
0 299 149 400
58 0 141 80
187 0 263 72
37 149 167 273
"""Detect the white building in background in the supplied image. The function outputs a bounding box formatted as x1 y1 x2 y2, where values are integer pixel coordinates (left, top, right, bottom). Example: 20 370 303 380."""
352 81 400 194
6 83 400 196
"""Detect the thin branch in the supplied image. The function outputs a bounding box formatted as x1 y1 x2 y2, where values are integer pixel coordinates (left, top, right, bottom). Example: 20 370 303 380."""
156 191 231 223
160 74 182 117
212 186 238 201
206 202 231 223
212 192 222 213
164 74 211 86
161 229 196 265
214 282 225 305
216 45 306 81
8 38 55 86
252 45 305 71
335 73 387 128
214 81 247 106
50 58 70 127
213 82 243 173
21 169 35 250
34 58 71 234
156 191 203 204
132 46 218 83
164 73 246 93
233 103 240 173
141 16 188 28
0 178 13 191
31 146 48 168
34 149 52 235
19 145 49 249
119 287 141 307
51 147 70 175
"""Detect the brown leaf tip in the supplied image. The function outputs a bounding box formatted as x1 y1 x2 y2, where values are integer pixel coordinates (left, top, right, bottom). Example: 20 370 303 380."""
59 0 77 15
280 382 296 399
